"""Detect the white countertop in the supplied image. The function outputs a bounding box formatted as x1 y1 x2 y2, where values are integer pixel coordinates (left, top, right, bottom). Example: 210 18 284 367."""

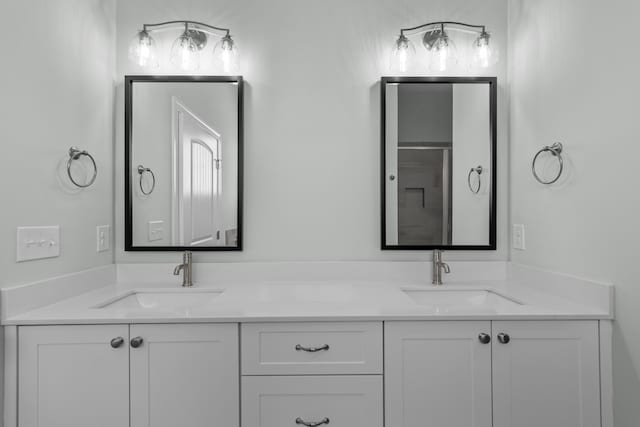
2 278 612 325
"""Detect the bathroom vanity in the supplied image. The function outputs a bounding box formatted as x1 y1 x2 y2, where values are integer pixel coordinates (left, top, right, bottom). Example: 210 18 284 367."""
2 266 613 427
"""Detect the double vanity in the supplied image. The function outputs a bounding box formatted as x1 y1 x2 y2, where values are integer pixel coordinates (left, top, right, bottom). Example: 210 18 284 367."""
3 262 613 427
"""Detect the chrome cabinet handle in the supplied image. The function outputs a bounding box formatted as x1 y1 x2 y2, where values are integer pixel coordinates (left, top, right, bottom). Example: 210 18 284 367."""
296 417 330 426
295 344 330 353
478 333 491 344
497 333 510 344
130 336 144 348
110 337 124 348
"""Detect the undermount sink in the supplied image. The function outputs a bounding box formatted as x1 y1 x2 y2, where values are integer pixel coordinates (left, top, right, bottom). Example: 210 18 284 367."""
94 289 224 311
402 289 522 308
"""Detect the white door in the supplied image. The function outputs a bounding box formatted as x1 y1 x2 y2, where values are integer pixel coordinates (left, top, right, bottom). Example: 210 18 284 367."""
492 321 601 427
385 321 492 427
173 98 224 246
18 325 129 427
130 323 239 427
242 375 383 427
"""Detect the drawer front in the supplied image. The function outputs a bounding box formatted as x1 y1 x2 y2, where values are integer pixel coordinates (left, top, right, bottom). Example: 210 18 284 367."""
242 375 383 427
241 322 382 375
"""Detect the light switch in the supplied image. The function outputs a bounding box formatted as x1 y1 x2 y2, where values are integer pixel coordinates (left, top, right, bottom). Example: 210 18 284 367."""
96 225 110 252
16 226 60 262
513 224 526 250
148 220 164 242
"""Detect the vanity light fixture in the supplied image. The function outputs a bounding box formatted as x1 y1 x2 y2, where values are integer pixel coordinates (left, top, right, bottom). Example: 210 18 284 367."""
391 21 498 72
128 20 238 72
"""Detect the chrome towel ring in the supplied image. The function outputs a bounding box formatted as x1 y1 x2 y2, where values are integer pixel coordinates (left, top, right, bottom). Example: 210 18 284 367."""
467 165 483 194
67 147 97 188
137 165 156 195
532 142 563 185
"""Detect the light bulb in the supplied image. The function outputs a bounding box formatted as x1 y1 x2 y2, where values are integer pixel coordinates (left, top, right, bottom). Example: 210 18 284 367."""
390 34 415 73
473 32 499 68
170 32 200 72
128 30 158 69
214 35 238 73
424 29 457 72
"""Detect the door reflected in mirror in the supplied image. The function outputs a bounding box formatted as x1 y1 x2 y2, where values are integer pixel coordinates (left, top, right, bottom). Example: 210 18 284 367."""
382 77 496 250
125 76 243 251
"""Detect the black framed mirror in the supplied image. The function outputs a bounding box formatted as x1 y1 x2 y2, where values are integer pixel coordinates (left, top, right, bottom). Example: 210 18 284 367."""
381 77 497 250
125 75 243 251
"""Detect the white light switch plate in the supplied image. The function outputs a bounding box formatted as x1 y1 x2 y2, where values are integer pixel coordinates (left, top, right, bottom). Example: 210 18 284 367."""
148 220 164 242
96 225 110 252
16 226 60 262
513 224 526 250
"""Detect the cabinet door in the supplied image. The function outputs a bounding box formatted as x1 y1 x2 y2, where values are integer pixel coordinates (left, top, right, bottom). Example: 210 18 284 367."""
130 323 239 427
492 321 600 427
18 325 129 427
385 321 492 427
242 375 382 427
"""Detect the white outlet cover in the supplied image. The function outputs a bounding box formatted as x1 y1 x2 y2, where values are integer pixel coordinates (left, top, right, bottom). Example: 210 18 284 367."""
513 224 526 250
97 225 110 252
16 226 60 262
148 220 164 242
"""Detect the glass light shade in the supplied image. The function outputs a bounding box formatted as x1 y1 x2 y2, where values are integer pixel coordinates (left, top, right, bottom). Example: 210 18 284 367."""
170 32 200 72
128 30 158 68
213 35 239 73
390 35 415 73
472 32 499 68
426 32 457 72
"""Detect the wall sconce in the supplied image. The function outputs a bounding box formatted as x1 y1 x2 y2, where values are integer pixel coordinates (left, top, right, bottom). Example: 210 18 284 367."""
391 21 498 72
128 20 238 73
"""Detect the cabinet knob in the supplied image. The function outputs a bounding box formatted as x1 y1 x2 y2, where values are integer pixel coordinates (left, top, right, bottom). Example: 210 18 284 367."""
295 344 330 353
478 333 491 344
110 337 124 348
130 336 144 348
296 417 330 426
497 333 511 344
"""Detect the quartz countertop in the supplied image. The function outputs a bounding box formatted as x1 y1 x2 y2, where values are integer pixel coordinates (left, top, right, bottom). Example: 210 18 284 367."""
2 278 612 325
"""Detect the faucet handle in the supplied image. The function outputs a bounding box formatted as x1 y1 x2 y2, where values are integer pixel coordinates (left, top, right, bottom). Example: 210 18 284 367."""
442 262 450 274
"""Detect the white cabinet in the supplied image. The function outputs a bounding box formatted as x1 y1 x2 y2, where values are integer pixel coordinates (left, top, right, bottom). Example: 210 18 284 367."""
492 321 601 427
385 321 493 427
242 375 383 427
18 323 239 427
19 325 130 427
385 320 602 427
130 323 239 427
241 322 382 375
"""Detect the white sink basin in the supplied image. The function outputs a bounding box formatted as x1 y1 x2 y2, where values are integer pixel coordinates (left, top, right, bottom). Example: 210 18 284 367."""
403 289 522 308
94 289 224 311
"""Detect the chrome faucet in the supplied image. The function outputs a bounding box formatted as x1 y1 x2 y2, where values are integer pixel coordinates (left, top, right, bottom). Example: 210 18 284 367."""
173 251 193 287
432 249 450 285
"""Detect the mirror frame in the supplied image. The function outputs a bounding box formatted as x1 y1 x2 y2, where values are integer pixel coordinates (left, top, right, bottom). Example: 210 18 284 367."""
380 76 497 251
124 75 244 251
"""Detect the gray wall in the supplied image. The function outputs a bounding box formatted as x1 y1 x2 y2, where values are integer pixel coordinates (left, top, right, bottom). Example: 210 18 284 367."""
508 1 640 425
0 0 116 287
115 0 509 263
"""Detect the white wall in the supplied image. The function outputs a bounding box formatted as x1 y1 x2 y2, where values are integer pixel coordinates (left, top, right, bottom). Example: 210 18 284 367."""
508 1 640 425
115 0 509 263
0 0 116 287
452 84 491 245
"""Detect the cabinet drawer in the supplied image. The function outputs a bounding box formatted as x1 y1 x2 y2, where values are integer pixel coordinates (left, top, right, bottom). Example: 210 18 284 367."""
241 322 382 375
242 375 382 427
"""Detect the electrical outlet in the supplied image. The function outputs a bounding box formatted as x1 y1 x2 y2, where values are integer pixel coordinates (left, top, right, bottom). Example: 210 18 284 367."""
97 225 110 252
16 226 60 262
513 224 526 250
148 220 164 242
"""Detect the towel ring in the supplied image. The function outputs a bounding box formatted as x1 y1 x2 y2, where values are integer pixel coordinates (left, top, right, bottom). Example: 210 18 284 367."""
67 147 97 188
532 142 563 185
137 165 156 195
467 165 483 194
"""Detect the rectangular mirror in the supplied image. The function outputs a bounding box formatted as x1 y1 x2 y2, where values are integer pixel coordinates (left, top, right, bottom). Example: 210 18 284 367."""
125 76 243 251
381 77 496 250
